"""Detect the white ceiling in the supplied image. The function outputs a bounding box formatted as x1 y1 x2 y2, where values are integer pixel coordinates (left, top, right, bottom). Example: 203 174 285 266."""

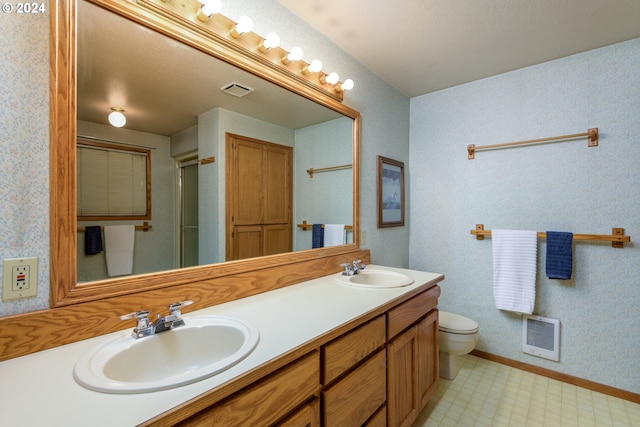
276 0 640 98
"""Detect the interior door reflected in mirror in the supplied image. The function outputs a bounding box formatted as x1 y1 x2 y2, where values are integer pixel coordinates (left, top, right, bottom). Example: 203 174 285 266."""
52 0 359 302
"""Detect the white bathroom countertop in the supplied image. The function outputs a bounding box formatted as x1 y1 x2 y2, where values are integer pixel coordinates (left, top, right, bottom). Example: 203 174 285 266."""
0 265 443 426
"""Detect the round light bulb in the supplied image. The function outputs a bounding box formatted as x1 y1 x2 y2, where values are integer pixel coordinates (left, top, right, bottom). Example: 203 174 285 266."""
287 46 304 62
308 59 323 73
235 16 253 34
263 32 280 50
201 0 221 16
326 72 339 85
197 0 221 21
108 109 126 128
342 78 354 91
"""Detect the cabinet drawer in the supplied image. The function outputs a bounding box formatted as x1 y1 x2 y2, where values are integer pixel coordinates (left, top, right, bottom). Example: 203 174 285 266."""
275 398 320 427
322 315 386 384
178 351 319 427
387 285 440 339
323 349 386 427
364 405 387 427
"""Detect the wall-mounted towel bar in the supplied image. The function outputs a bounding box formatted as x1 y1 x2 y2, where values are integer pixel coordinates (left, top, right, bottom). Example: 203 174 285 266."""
470 224 630 248
306 163 352 178
297 220 352 230
467 128 598 159
78 221 153 232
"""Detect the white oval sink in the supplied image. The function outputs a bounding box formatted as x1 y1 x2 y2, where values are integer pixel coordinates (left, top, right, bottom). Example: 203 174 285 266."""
74 316 259 394
335 269 414 288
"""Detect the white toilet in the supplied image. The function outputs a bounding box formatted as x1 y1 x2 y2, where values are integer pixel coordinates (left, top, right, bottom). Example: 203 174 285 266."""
438 311 479 379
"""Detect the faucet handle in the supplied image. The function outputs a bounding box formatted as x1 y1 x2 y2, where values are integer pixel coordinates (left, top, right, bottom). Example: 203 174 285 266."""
339 262 352 275
120 310 151 329
168 300 193 314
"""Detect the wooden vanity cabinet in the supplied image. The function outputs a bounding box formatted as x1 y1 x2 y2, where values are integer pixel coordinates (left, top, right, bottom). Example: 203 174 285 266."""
166 284 441 427
176 351 320 427
321 315 387 427
386 286 440 427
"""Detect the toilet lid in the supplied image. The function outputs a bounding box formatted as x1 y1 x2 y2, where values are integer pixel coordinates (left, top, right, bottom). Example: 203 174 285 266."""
439 311 479 334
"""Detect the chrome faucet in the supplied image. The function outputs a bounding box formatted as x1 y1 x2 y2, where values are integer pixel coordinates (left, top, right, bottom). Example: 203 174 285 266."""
120 300 193 339
340 260 366 276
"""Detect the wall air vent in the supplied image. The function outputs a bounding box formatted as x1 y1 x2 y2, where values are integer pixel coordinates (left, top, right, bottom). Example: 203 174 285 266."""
522 314 560 361
221 82 254 97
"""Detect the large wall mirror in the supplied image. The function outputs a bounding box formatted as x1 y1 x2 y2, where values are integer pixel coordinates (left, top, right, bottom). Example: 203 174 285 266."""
51 0 360 307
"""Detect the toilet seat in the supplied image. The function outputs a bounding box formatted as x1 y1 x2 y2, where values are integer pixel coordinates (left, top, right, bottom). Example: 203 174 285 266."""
439 311 478 335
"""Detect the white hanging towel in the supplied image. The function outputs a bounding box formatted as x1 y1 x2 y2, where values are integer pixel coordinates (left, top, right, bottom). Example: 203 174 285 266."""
323 224 346 247
492 229 538 314
104 225 135 277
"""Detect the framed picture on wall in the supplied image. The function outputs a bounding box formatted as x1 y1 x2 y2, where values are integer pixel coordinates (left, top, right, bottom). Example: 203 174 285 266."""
377 156 405 228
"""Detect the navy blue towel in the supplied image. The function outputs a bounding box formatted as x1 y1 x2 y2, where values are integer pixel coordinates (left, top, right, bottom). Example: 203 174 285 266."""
546 231 573 279
312 224 324 249
84 226 104 255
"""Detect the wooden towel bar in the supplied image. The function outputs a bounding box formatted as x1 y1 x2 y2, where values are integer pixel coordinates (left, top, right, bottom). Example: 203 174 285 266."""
467 128 598 159
470 224 630 248
77 221 153 232
297 220 352 230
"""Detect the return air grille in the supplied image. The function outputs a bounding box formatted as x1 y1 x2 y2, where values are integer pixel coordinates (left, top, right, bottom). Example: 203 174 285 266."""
522 314 560 361
221 82 254 97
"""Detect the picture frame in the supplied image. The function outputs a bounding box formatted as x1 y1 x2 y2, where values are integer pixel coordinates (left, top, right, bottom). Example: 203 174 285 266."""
377 155 405 228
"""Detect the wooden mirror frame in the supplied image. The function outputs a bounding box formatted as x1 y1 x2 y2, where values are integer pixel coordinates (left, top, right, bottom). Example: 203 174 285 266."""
50 0 360 307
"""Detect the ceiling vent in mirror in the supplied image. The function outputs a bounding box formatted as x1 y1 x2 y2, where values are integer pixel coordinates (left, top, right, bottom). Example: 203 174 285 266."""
221 82 254 97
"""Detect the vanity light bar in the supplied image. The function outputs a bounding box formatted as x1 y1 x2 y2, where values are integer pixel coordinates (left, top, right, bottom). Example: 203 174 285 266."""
151 0 353 100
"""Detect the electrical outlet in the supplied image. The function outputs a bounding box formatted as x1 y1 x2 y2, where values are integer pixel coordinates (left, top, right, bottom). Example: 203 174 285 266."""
2 257 38 301
360 230 367 245
12 265 30 290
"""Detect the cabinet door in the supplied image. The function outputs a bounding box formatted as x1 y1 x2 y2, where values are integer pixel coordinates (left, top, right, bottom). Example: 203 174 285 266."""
233 225 263 260
263 144 291 224
387 326 419 427
263 224 291 256
417 310 439 410
234 138 264 225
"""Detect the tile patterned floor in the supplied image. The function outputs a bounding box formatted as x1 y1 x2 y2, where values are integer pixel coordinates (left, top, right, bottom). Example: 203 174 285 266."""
412 354 640 427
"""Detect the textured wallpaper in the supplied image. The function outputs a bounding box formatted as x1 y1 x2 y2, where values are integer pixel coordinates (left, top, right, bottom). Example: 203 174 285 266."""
0 10 50 315
409 38 640 394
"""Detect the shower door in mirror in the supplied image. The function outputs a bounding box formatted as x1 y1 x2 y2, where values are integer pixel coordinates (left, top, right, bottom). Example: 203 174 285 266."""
178 159 199 268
